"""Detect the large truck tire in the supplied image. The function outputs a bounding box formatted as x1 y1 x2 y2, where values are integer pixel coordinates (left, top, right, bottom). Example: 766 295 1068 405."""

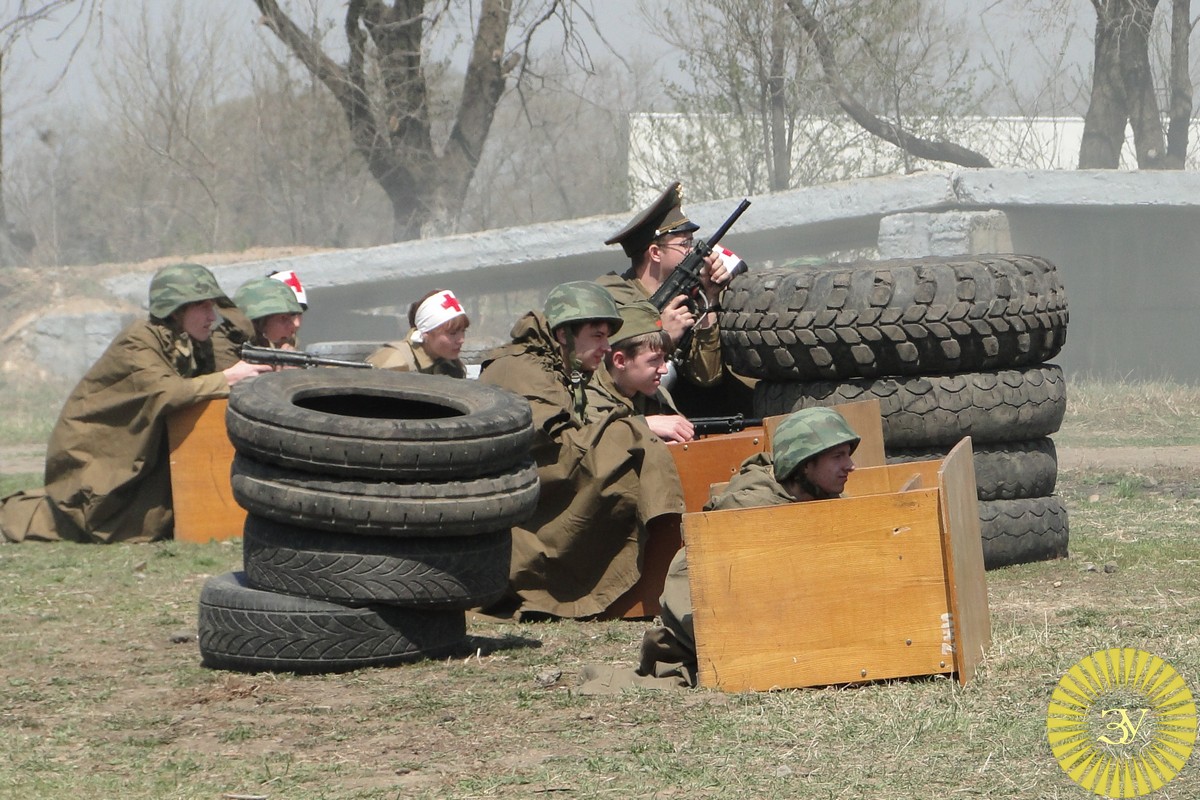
754 365 1067 448
888 438 1058 501
980 495 1069 570
721 254 1068 380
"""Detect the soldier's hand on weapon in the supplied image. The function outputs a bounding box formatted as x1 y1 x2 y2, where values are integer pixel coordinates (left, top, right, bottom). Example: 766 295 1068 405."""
223 360 273 385
646 414 696 443
660 294 697 346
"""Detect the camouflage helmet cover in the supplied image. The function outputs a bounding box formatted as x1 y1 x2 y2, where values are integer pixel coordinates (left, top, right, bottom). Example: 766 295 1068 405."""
543 281 624 333
148 262 230 319
772 407 861 482
610 300 665 346
234 277 303 321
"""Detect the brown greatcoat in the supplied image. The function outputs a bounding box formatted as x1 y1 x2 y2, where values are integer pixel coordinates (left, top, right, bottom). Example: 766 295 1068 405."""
639 451 795 683
585 363 682 418
366 333 467 378
480 310 685 618
0 319 230 543
596 271 722 388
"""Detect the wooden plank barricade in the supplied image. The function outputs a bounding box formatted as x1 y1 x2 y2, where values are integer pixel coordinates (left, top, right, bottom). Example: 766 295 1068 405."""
165 398 246 543
684 438 990 692
602 399 886 620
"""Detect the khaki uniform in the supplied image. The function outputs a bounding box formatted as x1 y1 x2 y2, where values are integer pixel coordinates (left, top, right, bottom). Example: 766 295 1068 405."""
596 272 722 388
479 311 685 618
639 451 794 683
0 320 230 543
210 306 255 369
367 333 467 378
585 364 681 418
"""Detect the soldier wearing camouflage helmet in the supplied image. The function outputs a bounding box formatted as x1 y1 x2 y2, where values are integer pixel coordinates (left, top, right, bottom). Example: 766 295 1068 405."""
479 281 685 619
233 276 305 349
0 263 270 544
637 407 860 685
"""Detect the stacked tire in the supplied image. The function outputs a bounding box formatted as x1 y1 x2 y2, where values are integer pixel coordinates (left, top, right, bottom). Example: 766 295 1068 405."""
197 369 538 673
721 254 1070 569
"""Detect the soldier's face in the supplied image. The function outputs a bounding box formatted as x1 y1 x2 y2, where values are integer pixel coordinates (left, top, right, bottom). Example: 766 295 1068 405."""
613 345 668 398
423 318 467 362
568 321 613 372
802 444 856 496
259 312 302 348
654 235 694 274
179 299 218 341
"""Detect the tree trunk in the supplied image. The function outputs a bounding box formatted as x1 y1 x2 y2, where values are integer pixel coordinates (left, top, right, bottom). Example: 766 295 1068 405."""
1164 0 1193 168
253 0 515 242
1079 0 1180 170
767 0 791 191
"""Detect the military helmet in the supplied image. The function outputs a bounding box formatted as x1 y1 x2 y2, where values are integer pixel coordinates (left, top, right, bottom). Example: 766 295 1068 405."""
543 281 623 333
772 407 861 482
235 277 303 321
148 262 230 319
610 300 665 346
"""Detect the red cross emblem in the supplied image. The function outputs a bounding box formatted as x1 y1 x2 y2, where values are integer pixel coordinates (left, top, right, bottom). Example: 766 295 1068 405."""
440 292 463 312
280 272 304 293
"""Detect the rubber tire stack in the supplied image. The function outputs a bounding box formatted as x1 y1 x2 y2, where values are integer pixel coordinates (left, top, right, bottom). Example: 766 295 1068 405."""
197 369 538 673
721 254 1070 569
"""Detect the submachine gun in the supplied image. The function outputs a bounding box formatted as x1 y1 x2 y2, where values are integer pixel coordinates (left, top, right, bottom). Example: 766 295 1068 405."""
689 413 764 437
240 343 374 369
648 197 752 315
648 198 751 361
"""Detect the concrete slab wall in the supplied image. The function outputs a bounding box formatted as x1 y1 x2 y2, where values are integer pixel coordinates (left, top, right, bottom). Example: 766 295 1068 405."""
101 168 1200 383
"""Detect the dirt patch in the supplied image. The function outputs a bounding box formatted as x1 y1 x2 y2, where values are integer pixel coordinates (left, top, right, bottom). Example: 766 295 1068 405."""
1056 445 1200 470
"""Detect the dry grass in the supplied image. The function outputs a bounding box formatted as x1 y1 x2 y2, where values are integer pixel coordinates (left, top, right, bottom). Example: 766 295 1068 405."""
1058 376 1200 447
1 465 1199 799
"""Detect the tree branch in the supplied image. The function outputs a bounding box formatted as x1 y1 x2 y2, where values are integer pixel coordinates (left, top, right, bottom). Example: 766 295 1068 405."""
784 0 993 169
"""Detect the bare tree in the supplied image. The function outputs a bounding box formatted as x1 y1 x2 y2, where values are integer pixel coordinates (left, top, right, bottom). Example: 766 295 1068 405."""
0 1 100 265
250 0 609 241
784 0 993 169
645 0 991 203
1080 0 1193 168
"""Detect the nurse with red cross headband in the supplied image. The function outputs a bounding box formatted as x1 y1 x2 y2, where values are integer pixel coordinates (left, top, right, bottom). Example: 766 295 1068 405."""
366 288 472 378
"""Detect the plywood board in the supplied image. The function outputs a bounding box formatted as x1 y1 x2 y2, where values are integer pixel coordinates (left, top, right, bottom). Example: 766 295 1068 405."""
845 461 943 498
686 490 954 692
669 429 767 513
762 398 885 469
937 438 991 685
165 398 246 543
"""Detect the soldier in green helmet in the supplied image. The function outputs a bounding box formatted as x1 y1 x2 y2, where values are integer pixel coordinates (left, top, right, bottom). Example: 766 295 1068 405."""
233 276 305 349
586 300 695 443
480 281 686 619
0 263 271 544
637 407 860 685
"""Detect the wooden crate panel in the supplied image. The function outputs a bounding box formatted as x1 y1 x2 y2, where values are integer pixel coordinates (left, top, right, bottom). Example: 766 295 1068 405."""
166 398 246 543
687 489 954 692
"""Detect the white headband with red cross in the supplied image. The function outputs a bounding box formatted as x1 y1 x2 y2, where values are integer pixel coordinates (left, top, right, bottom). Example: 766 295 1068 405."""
411 290 466 343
